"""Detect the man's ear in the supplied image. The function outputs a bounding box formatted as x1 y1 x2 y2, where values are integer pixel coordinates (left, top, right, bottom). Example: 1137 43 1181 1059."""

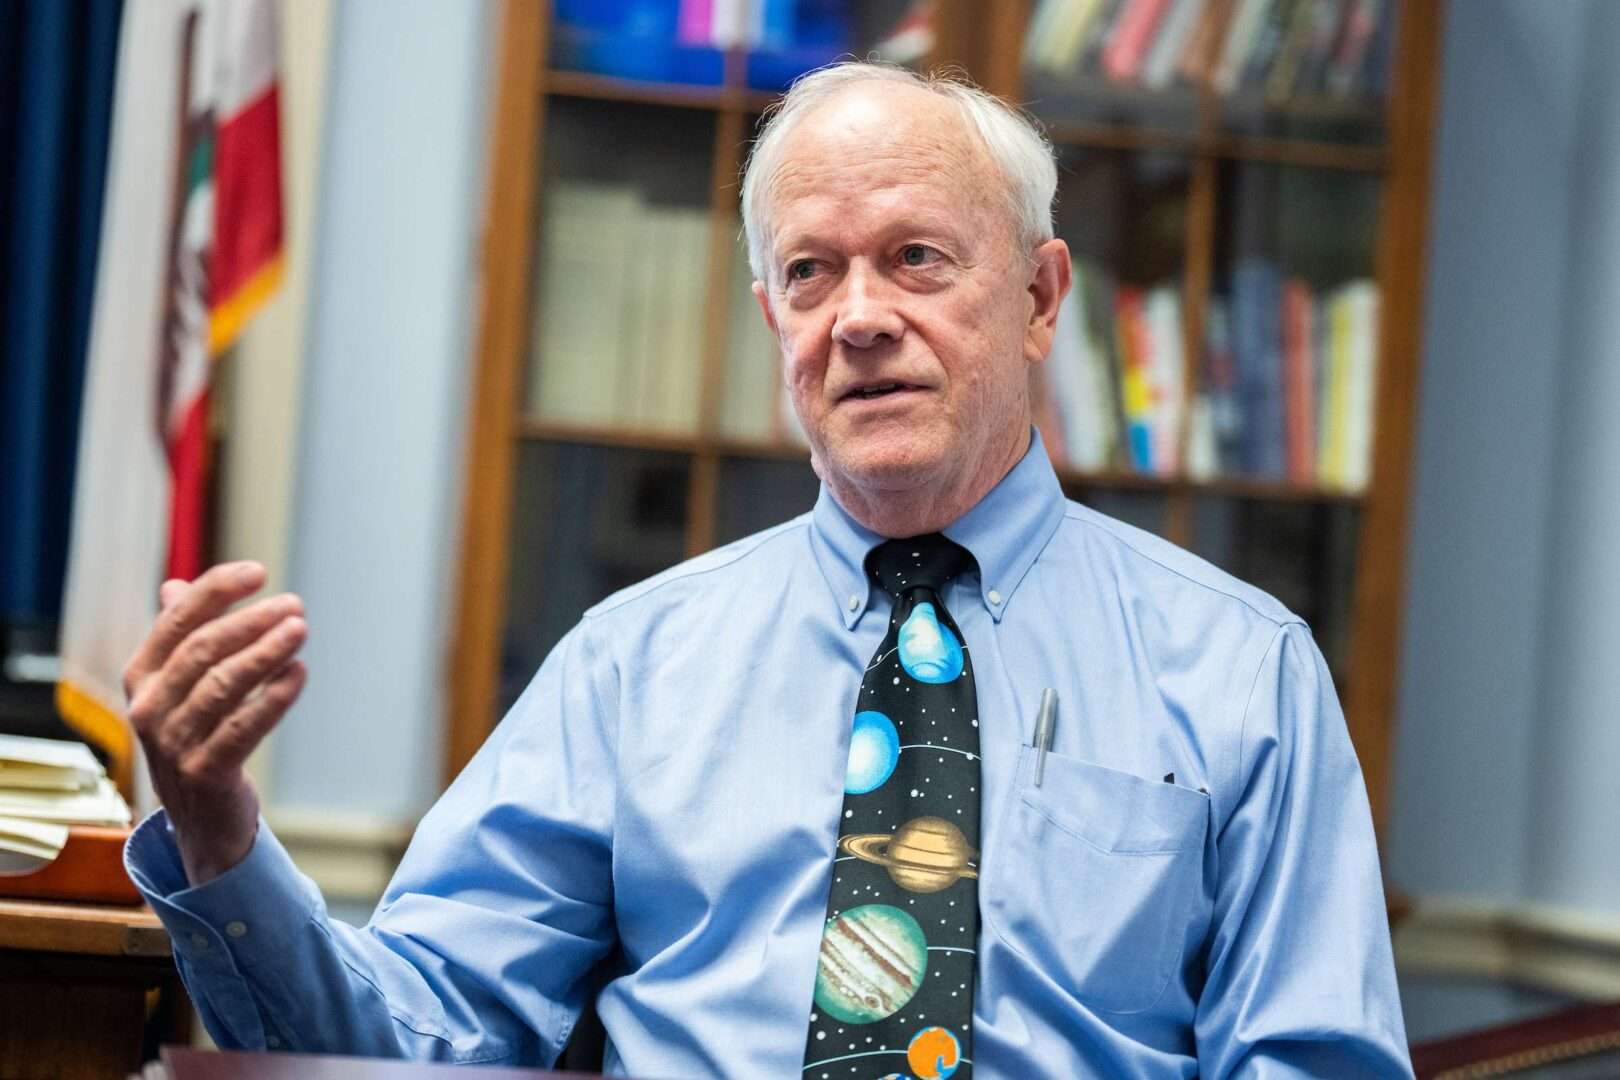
1024 237 1072 365
752 280 779 338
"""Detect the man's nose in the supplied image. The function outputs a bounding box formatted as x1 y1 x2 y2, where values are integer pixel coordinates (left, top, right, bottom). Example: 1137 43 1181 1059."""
831 265 904 350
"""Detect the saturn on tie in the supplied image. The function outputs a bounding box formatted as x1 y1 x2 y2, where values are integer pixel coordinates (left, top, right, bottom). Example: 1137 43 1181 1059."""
839 816 979 894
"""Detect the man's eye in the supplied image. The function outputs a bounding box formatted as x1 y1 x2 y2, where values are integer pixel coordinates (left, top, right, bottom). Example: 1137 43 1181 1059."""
788 260 816 282
901 244 937 267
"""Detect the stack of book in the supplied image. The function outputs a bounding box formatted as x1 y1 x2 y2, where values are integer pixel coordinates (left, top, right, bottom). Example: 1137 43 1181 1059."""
0 734 136 902
529 181 712 433
717 245 808 446
1034 257 1379 489
1023 0 1393 102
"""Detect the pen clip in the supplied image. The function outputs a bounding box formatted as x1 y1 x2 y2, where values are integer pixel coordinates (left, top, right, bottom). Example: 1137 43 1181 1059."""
1033 688 1057 787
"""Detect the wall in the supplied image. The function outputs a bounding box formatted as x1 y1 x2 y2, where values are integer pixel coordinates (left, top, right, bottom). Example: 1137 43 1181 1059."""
1390 0 1620 997
268 0 493 835
217 0 333 800
1389 0 1586 903
1523 0 1620 917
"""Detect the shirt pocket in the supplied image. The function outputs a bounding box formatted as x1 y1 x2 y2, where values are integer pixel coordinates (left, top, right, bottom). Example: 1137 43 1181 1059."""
984 746 1209 1015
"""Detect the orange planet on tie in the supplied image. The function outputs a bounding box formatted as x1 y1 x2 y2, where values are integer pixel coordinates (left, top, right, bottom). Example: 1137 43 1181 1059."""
908 1025 962 1078
839 816 978 893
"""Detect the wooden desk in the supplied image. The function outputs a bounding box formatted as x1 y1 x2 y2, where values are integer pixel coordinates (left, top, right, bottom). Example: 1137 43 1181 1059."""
162 1047 589 1079
0 895 192 1080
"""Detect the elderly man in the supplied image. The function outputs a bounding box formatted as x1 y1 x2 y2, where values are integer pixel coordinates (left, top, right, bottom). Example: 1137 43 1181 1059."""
124 63 1411 1077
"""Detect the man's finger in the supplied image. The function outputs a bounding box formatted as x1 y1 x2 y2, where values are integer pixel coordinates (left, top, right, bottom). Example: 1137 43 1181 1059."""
163 615 307 752
189 660 307 779
159 579 189 610
124 562 267 695
128 594 302 729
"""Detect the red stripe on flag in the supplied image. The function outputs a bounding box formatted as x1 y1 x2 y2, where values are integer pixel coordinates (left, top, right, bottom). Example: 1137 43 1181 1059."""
166 390 211 581
210 83 283 312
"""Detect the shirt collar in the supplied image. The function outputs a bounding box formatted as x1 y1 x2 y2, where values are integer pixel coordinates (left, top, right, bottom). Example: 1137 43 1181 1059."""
809 428 1067 628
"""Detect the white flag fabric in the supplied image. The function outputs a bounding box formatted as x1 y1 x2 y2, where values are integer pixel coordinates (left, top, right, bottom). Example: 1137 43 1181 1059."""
57 0 282 812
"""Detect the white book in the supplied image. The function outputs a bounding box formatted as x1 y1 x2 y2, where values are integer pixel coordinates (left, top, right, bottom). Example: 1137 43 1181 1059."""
661 208 713 433
1142 0 1204 89
721 241 780 440
1146 286 1185 474
530 182 639 426
1215 0 1273 94
1072 263 1121 468
1023 0 1070 68
711 0 747 48
1185 394 1218 479
1043 284 1094 468
618 204 665 428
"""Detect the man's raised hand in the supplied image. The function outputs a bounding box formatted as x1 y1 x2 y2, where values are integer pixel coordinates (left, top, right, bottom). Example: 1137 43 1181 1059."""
123 562 308 886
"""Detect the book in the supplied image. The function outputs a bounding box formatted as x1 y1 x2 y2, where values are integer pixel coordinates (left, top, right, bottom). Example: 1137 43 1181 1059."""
1178 0 1236 86
530 182 711 433
1240 0 1298 93
1141 0 1206 89
1326 0 1382 97
1214 0 1273 95
1281 278 1316 482
1153 286 1187 473
1231 259 1286 477
1101 0 1173 83
720 242 782 441
530 181 640 427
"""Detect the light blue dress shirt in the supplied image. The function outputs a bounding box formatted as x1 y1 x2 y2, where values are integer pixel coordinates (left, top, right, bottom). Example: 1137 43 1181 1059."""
127 431 1411 1077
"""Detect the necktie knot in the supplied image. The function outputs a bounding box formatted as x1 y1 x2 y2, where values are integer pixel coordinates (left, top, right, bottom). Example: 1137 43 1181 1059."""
866 534 977 600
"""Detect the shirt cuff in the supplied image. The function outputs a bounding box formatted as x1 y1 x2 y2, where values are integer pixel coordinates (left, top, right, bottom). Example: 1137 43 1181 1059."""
125 809 322 1048
127 807 321 955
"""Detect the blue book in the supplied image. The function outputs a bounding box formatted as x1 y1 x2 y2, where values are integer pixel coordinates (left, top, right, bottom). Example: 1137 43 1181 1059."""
1231 259 1286 478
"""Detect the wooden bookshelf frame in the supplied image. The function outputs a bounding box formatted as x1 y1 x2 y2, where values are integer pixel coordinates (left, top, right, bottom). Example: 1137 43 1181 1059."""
446 0 1443 836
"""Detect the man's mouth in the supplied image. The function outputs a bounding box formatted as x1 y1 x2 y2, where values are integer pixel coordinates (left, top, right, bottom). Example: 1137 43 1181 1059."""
844 382 921 401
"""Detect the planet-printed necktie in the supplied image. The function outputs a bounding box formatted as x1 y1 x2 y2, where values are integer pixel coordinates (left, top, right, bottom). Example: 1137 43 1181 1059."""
804 535 980 1080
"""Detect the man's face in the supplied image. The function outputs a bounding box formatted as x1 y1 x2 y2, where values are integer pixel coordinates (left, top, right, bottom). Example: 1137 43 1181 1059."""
753 86 1058 510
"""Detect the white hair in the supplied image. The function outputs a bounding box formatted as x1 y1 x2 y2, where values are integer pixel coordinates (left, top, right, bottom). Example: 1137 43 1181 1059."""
740 61 1058 286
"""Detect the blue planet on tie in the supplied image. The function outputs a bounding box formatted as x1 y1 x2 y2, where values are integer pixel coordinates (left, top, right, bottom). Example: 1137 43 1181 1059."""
898 602 964 683
846 711 900 794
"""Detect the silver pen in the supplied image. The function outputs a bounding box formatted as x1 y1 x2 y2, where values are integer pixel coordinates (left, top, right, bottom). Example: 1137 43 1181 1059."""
1032 688 1058 786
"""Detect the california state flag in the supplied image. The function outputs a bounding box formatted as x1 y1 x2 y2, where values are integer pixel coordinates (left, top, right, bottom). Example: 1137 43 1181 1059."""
57 0 283 808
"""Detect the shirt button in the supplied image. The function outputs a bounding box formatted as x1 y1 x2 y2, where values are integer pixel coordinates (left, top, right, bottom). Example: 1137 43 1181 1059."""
988 589 1003 605
226 920 248 939
847 594 860 612
266 1036 282 1048
189 932 209 950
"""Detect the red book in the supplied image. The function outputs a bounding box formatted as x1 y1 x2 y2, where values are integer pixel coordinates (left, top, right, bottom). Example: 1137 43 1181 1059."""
1281 279 1316 483
1103 0 1173 82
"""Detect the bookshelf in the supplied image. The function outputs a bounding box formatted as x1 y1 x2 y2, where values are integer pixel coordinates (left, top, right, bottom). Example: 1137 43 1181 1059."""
448 0 1441 836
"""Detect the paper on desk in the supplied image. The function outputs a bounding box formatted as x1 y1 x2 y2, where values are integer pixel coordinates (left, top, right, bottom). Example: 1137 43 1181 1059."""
0 776 131 827
0 733 104 791
0 813 69 874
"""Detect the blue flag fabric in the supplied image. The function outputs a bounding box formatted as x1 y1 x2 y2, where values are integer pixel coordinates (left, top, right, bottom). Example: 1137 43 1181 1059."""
0 0 124 627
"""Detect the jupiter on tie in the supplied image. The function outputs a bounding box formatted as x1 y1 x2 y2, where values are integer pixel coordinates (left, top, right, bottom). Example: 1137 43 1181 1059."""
813 904 929 1024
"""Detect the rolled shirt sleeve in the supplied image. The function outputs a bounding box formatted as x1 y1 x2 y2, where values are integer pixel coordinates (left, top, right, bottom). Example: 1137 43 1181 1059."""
124 624 618 1066
1195 622 1413 1078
